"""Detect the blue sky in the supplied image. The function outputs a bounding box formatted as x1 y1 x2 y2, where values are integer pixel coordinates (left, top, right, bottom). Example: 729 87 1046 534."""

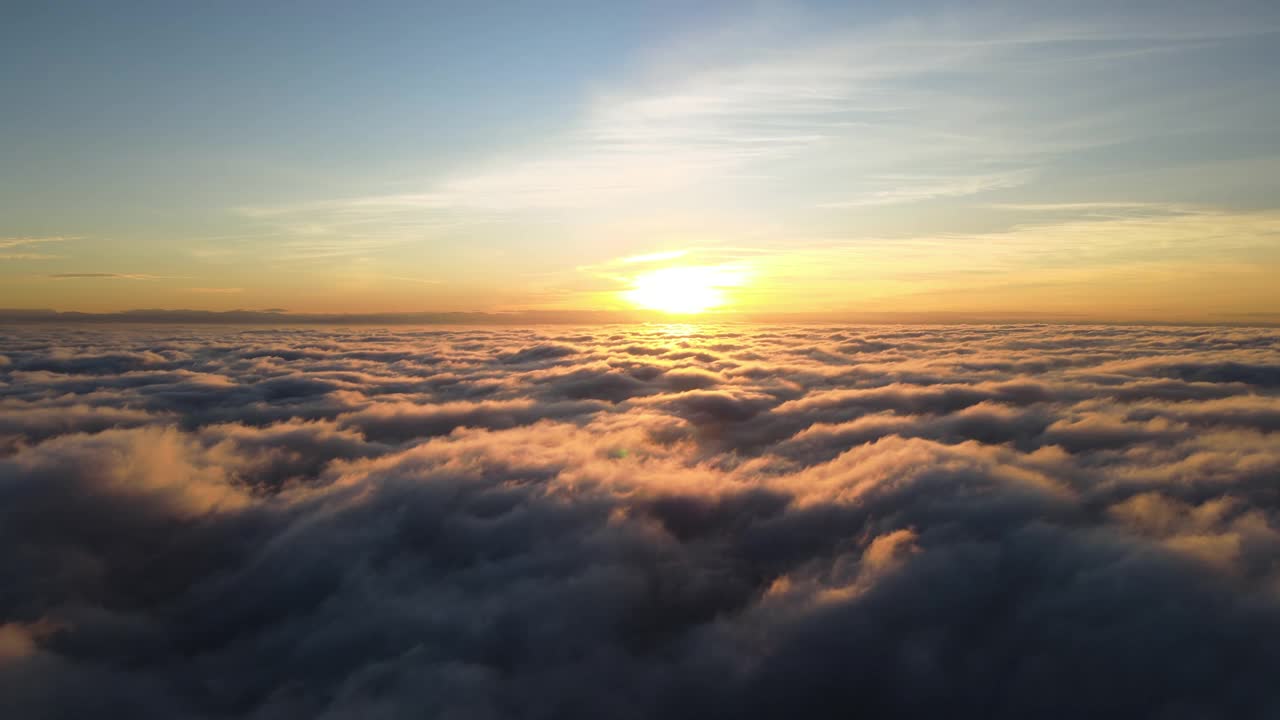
2 0 1279 318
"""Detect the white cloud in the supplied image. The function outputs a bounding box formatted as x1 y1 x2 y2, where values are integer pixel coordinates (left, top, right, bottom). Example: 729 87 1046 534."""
229 2 1280 288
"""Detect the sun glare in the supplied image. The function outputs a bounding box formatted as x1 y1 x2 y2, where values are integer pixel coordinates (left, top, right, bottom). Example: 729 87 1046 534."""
623 265 746 314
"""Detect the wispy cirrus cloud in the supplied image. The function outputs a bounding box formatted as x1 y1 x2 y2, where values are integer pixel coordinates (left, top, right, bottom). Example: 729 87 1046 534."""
240 4 1278 228
195 2 1280 317
0 253 59 261
0 236 73 261
0 236 74 250
817 171 1035 208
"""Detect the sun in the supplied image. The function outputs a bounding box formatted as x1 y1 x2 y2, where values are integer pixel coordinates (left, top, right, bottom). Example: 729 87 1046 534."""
623 265 746 314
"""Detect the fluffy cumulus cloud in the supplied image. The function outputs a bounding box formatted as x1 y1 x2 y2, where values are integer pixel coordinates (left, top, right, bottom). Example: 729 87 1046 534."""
2 323 1279 718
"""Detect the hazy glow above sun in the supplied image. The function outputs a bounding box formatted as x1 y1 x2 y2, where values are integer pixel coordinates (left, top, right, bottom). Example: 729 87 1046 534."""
623 265 747 314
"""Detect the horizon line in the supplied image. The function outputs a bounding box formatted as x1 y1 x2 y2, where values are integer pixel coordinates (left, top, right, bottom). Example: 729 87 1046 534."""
1 308 1277 328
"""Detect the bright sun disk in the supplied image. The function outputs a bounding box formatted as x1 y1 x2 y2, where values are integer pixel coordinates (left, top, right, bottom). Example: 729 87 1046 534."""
623 265 746 314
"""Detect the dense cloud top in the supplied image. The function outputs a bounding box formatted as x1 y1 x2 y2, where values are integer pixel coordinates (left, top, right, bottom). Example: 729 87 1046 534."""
2 324 1279 718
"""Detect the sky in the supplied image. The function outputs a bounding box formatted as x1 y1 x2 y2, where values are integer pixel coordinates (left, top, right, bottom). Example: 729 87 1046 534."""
2 0 1279 321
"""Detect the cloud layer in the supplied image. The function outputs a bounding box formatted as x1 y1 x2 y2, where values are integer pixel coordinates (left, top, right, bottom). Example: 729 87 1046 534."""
2 324 1279 718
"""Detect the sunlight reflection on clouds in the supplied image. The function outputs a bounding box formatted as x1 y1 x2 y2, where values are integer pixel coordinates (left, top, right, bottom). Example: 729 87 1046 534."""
1 323 1279 717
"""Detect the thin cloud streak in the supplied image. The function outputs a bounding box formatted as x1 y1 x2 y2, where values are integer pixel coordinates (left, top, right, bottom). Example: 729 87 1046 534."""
245 7 1277 222
0 236 74 249
48 273 167 280
817 171 1035 208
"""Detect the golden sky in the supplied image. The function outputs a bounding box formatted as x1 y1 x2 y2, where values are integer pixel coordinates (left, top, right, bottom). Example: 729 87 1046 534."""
3 2 1279 322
